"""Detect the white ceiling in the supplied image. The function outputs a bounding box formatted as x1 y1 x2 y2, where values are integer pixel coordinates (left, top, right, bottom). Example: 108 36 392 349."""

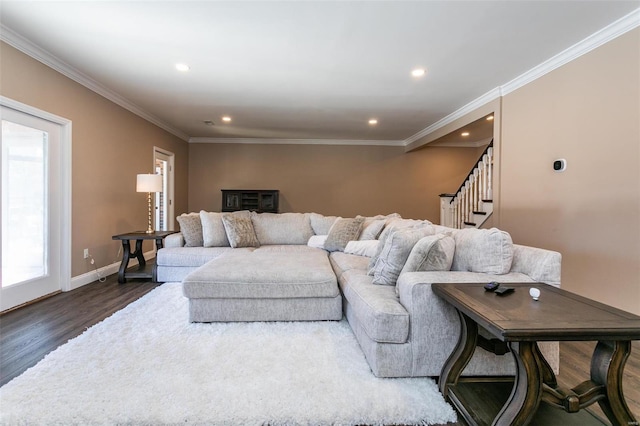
1 1 638 144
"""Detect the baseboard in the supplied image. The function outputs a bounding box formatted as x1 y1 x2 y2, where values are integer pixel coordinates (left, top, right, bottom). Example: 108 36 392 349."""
69 251 156 291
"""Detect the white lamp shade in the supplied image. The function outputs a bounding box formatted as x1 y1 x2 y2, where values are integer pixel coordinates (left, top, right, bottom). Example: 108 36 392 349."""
136 174 163 192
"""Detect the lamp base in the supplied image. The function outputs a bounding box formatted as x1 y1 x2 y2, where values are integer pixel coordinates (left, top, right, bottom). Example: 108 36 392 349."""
146 192 155 234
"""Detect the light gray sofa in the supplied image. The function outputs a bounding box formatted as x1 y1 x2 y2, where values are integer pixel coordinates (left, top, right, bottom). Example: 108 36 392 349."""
156 211 562 378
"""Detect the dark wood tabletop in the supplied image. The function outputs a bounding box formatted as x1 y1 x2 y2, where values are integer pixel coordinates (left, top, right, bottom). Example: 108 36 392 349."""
432 283 640 342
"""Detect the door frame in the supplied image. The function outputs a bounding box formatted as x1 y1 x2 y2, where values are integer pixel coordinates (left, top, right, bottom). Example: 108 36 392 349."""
153 146 175 231
1 96 72 294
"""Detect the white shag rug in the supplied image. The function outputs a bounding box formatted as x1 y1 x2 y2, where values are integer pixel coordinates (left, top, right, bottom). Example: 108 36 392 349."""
0 283 457 425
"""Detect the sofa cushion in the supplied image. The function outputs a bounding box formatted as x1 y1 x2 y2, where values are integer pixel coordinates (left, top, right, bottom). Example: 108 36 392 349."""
182 248 338 299
324 217 365 252
309 213 337 235
451 227 514 274
329 251 370 279
371 226 435 286
338 269 409 344
200 211 230 247
221 211 260 248
176 213 203 247
156 246 240 267
251 212 314 245
401 234 455 274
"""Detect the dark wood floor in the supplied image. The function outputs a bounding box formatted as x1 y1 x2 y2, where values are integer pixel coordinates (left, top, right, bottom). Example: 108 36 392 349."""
1 270 638 425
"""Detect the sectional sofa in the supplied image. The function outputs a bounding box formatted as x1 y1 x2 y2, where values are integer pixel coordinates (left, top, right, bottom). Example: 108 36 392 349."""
156 211 562 378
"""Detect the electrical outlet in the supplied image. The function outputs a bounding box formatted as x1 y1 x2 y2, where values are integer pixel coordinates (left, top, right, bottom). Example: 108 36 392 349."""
83 248 89 259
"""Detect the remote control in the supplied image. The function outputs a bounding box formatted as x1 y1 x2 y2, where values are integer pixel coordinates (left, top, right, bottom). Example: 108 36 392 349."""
494 286 514 296
484 282 500 291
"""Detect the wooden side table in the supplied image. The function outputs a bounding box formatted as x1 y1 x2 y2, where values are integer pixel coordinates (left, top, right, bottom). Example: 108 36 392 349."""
432 282 640 426
112 231 177 283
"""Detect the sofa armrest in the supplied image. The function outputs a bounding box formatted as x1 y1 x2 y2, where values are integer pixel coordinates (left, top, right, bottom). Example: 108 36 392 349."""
511 244 561 288
164 232 185 248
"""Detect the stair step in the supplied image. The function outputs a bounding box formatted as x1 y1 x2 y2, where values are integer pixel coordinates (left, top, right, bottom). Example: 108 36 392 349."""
464 221 477 226
473 211 487 215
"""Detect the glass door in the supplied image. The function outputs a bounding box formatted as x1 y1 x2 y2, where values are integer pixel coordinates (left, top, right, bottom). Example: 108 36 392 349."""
1 107 62 311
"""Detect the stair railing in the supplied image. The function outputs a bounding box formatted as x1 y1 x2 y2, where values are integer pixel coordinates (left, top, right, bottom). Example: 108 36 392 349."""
440 140 493 229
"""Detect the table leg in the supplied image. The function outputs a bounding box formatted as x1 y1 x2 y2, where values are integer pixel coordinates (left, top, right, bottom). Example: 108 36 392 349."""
117 240 131 284
439 311 478 398
131 239 145 269
493 341 543 426
591 340 637 425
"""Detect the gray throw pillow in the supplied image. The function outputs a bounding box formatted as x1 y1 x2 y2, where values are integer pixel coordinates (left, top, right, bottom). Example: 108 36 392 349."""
358 217 386 240
200 211 230 247
309 213 338 235
324 217 365 252
401 234 455 273
371 226 435 286
451 227 514 274
176 213 203 247
221 211 260 248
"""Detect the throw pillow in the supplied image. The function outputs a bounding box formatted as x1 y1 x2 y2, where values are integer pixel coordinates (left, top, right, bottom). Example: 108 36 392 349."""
221 211 260 248
451 227 514 274
307 235 328 249
344 240 379 258
200 211 230 247
324 217 365 252
357 217 386 241
309 213 338 235
176 213 203 247
371 226 435 286
368 219 432 272
401 234 455 273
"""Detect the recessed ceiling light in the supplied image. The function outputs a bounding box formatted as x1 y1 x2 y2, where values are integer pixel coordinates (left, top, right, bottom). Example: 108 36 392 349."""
461 132 470 137
203 120 214 126
175 63 190 72
368 119 378 125
411 68 426 77
486 115 494 121
222 116 232 123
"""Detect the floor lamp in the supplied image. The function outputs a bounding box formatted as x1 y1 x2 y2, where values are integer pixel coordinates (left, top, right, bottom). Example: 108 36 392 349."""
136 173 163 233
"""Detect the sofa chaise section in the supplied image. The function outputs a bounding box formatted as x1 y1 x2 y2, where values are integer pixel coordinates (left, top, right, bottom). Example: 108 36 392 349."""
183 246 342 322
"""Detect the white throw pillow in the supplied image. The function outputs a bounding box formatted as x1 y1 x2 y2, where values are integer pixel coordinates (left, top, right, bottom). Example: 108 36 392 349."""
344 240 379 258
401 234 455 273
451 227 514 274
307 235 328 249
200 211 230 247
371 226 435 286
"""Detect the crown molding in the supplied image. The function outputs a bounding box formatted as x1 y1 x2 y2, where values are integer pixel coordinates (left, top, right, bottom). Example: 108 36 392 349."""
403 88 502 146
189 137 406 146
428 137 493 149
500 7 640 96
0 24 190 142
403 7 640 147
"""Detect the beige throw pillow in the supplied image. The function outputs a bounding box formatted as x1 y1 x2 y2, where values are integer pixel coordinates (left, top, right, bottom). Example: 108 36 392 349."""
221 211 260 248
401 234 455 273
324 217 365 252
176 213 203 247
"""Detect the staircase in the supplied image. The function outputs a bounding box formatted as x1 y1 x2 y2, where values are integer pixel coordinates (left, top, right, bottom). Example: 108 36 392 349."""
440 141 493 229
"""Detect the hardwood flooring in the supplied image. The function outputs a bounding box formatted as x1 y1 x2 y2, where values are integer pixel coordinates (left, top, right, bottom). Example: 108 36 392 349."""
1 271 638 425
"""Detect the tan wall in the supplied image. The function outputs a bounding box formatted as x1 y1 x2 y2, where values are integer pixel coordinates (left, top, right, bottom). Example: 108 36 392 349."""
499 29 640 315
0 42 189 277
188 143 481 221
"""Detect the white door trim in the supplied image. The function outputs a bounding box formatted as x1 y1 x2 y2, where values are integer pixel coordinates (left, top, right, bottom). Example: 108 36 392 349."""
1 96 72 293
153 146 175 231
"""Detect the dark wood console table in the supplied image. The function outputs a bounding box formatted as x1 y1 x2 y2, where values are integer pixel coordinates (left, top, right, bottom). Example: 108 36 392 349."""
432 282 640 426
112 231 177 284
